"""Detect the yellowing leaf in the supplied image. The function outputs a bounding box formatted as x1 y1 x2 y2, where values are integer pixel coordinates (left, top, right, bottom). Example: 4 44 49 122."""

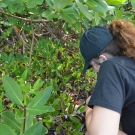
105 0 126 5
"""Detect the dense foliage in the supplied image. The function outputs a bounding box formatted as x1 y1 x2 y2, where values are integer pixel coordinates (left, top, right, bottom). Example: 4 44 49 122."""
1 0 135 135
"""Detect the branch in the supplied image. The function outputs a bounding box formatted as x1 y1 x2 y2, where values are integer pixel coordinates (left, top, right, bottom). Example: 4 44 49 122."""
29 24 35 66
0 10 48 23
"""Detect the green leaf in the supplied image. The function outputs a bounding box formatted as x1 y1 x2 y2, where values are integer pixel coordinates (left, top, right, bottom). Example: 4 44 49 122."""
23 122 42 135
86 0 108 13
21 69 28 81
82 19 90 29
27 106 55 115
27 86 52 108
42 10 55 20
0 124 16 135
1 52 8 61
36 0 44 5
64 121 73 127
70 116 80 124
0 0 18 7
25 114 34 130
76 0 92 20
45 0 54 9
8 51 14 63
131 0 135 8
0 99 4 112
53 0 70 10
1 111 21 131
26 0 37 8
2 75 23 105
73 21 82 32
115 9 123 19
68 103 74 114
85 1 96 7
95 12 100 25
105 0 126 5
60 12 77 24
74 132 83 135
41 126 48 135
61 3 75 12
78 106 86 113
33 79 43 90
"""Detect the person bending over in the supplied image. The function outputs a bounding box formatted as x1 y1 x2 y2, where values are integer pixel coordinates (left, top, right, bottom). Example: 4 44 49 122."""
80 20 135 135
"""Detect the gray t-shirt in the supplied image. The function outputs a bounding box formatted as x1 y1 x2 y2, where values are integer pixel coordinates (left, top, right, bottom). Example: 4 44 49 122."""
88 56 135 135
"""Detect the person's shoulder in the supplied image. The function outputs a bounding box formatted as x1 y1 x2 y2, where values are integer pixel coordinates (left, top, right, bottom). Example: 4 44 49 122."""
102 56 135 68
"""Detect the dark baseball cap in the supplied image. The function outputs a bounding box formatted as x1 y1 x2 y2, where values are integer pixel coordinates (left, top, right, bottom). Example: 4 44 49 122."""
80 25 113 74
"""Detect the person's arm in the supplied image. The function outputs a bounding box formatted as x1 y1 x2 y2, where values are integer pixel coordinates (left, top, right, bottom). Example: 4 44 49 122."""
118 130 127 135
85 106 127 135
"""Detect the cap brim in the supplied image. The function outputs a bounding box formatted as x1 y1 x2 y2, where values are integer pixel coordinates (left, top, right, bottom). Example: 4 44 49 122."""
82 60 92 74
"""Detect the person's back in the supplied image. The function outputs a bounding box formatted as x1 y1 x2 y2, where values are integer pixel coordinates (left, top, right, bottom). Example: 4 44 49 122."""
111 56 135 134
88 56 135 134
79 19 135 135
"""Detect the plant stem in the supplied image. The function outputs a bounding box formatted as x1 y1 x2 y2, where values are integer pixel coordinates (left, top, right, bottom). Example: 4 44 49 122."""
29 23 35 66
0 10 48 23
23 105 26 133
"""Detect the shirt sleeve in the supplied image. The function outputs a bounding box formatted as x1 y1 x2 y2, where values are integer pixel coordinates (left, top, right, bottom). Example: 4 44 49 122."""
88 60 125 114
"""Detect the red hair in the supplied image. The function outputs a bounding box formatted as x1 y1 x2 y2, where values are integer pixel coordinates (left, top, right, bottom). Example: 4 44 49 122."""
108 20 135 58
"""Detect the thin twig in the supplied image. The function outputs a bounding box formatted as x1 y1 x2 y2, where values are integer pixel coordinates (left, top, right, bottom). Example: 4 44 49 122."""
29 23 35 66
0 10 48 23
42 21 57 40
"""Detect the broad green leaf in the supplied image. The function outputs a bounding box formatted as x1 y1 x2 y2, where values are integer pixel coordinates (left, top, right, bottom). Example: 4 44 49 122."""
25 114 34 130
8 3 24 14
64 121 73 127
131 0 135 8
105 0 126 5
56 125 61 132
23 122 42 135
33 79 43 90
82 19 90 29
27 86 52 108
53 0 70 10
2 75 23 105
62 3 75 12
36 0 44 5
107 5 115 11
95 12 100 25
60 12 77 24
74 132 83 135
0 0 18 7
42 10 55 21
8 18 19 25
1 52 8 61
8 5 16 14
1 111 21 131
41 126 48 135
0 124 16 135
68 103 74 114
76 0 92 20
78 106 86 113
73 21 82 32
21 69 28 81
84 1 96 8
27 106 55 115
26 0 37 8
0 99 4 112
70 116 80 124
15 113 24 124
115 9 123 19
8 51 14 64
45 0 54 9
86 0 108 13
